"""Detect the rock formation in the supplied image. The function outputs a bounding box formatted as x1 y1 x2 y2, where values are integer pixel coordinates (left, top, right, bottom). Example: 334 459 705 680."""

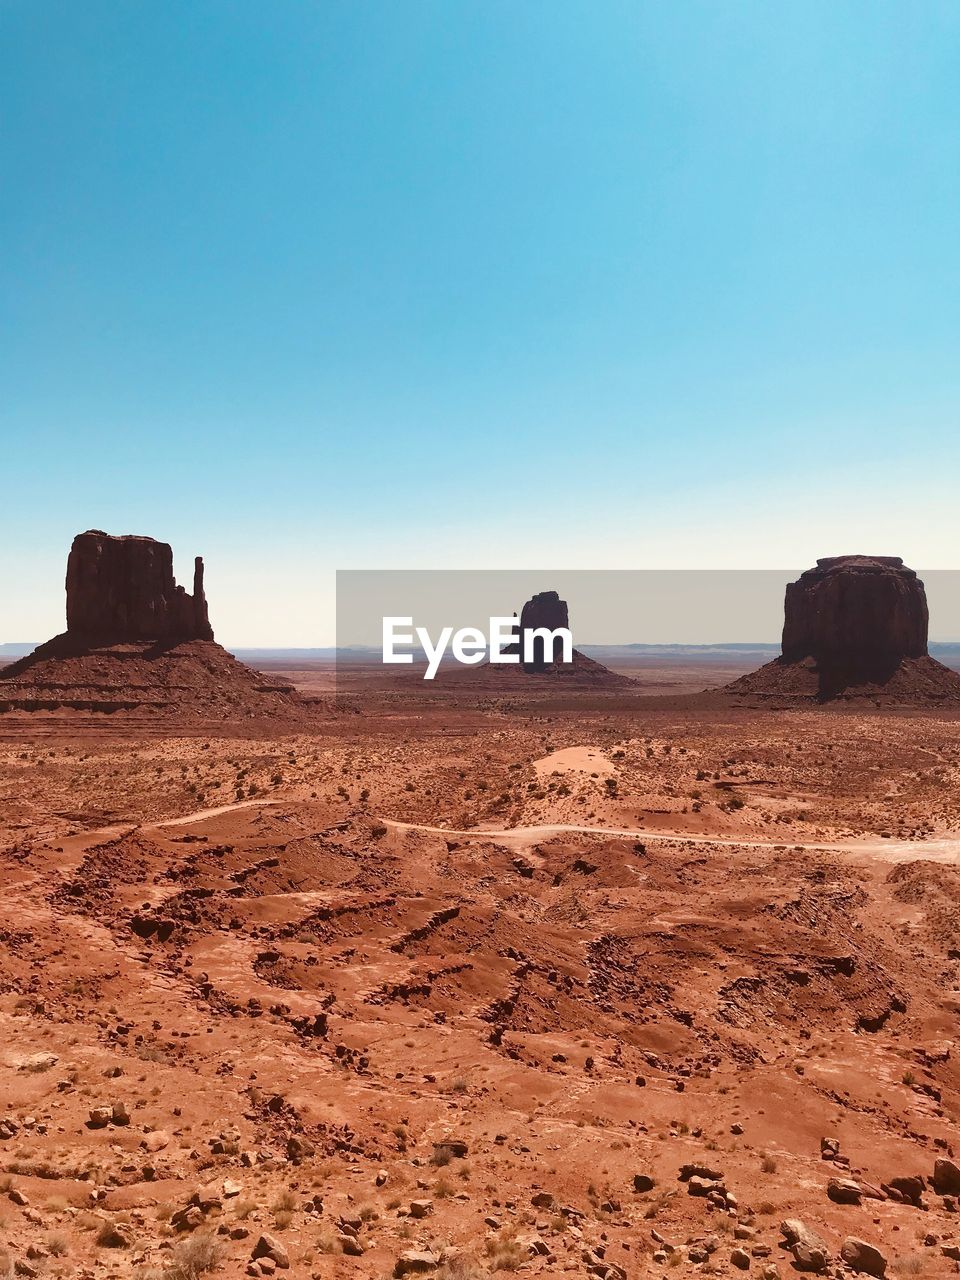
519 590 570 673
727 555 960 702
443 590 632 688
65 530 213 642
0 530 310 722
781 556 927 675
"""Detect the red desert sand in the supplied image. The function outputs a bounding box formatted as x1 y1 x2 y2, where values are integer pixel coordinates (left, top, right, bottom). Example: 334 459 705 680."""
3 538 960 1279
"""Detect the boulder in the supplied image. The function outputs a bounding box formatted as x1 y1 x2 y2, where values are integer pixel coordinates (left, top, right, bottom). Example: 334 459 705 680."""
679 1162 724 1182
934 1158 960 1196
96 1221 132 1248
251 1235 289 1268
433 1137 468 1159
394 1251 440 1277
827 1177 862 1205
171 1205 203 1232
882 1174 925 1206
840 1237 887 1277
688 1175 724 1197
780 1219 830 1273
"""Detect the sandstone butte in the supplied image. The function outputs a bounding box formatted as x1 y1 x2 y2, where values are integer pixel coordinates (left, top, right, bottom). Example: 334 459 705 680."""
0 530 310 722
726 555 960 702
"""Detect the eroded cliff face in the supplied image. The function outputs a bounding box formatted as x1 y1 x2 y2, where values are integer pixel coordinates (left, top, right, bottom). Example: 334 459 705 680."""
65 530 213 642
782 555 928 670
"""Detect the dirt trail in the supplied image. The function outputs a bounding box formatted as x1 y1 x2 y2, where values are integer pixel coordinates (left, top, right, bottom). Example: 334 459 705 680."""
156 797 281 827
66 793 960 866
383 816 960 863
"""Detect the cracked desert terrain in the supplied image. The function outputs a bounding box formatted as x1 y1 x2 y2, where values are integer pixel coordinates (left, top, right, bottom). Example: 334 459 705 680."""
4 669 960 1280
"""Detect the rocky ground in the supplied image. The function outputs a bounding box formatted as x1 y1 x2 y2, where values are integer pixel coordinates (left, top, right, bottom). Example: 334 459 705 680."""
3 675 960 1279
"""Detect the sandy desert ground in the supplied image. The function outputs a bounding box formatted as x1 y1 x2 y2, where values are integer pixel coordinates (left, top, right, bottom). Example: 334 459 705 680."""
3 665 960 1280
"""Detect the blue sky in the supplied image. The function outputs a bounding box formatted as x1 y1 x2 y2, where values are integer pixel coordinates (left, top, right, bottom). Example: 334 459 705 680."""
2 1 959 643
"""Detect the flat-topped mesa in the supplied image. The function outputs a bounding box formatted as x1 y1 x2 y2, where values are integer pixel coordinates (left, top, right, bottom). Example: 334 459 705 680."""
782 555 928 674
65 530 214 643
724 553 960 702
519 590 570 673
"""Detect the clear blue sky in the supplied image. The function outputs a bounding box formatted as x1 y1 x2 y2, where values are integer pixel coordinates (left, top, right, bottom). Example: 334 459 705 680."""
2 1 959 643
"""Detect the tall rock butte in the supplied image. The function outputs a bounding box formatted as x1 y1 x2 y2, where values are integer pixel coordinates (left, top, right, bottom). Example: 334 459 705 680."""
66 530 213 642
781 556 927 670
519 590 570 672
436 588 631 687
0 530 307 720
727 555 960 701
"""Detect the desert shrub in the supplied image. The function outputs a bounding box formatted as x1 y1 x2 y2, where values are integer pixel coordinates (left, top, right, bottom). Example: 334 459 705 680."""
484 1230 525 1272
271 1189 297 1213
95 1218 129 1248
893 1257 927 1277
46 1232 70 1257
437 1257 487 1280
167 1232 223 1279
